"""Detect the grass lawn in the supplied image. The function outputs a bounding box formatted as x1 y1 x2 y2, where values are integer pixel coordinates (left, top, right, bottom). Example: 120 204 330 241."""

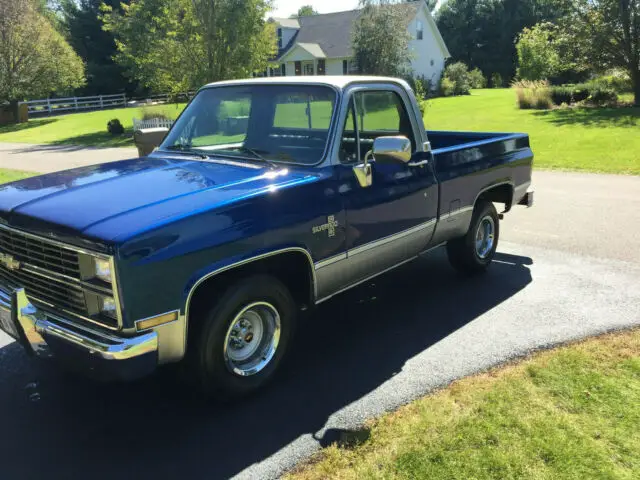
425 89 640 174
0 104 185 148
288 329 640 480
0 168 36 184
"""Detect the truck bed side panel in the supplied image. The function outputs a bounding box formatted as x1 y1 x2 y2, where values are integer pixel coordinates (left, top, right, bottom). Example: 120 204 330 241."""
427 131 533 246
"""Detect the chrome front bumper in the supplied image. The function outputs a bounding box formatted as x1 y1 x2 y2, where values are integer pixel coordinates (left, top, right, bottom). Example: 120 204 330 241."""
0 288 158 381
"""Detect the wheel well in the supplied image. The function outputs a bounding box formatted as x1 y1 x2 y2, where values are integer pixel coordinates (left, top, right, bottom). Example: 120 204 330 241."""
477 184 514 212
187 251 314 329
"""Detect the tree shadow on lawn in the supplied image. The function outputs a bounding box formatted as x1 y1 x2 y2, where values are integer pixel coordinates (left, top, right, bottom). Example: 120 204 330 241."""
0 118 58 135
50 130 135 149
533 106 640 128
0 249 533 479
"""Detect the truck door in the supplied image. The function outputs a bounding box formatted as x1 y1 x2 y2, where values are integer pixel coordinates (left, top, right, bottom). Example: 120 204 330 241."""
334 86 438 287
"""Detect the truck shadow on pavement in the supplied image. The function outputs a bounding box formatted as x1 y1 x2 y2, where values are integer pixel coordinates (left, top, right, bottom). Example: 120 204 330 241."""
0 249 532 479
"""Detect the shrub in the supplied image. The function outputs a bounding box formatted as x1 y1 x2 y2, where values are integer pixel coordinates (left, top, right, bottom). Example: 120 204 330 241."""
550 86 573 105
140 106 171 121
491 73 504 88
469 68 487 89
512 80 552 110
107 119 124 135
587 86 618 106
442 62 472 96
571 85 590 103
591 71 632 93
440 77 456 97
406 74 433 99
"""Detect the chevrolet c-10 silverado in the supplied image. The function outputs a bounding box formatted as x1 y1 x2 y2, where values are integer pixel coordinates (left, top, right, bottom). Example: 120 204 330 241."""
0 77 534 398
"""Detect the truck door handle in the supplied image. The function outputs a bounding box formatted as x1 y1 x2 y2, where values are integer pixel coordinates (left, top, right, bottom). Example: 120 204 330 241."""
407 159 429 168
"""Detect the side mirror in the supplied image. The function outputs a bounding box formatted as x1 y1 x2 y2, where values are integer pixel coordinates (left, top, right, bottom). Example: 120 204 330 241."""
133 127 169 157
371 136 412 164
353 135 412 188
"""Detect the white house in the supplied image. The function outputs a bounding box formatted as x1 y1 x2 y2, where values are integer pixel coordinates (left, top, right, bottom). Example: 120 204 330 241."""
265 0 450 85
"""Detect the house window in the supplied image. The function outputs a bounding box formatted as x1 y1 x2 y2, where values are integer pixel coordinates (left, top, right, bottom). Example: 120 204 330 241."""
277 28 283 48
343 59 358 75
303 61 314 75
416 20 423 40
270 65 284 77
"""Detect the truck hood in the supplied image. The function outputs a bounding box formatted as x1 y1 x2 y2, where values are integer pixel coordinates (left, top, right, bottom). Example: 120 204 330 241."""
0 154 318 244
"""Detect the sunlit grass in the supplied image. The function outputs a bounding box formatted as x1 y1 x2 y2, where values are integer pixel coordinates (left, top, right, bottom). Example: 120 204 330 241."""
288 329 640 479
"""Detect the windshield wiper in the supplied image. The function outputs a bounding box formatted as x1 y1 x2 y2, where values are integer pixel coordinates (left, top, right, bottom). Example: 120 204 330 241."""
230 146 278 169
164 144 209 159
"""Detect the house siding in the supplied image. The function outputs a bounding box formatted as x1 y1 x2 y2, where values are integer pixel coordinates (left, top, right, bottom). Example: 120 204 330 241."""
407 6 447 87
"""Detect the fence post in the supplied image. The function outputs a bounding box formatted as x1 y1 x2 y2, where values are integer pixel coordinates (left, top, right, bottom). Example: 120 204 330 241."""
47 98 52 115
100 95 104 109
74 97 78 112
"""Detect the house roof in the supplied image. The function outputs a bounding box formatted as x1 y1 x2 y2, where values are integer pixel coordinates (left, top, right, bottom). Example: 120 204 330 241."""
274 1 433 61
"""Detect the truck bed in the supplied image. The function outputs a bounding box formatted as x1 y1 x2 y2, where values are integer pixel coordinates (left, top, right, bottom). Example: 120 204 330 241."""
426 129 534 246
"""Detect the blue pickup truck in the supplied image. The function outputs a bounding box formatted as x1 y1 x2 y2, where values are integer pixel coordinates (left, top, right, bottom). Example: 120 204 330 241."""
0 77 533 398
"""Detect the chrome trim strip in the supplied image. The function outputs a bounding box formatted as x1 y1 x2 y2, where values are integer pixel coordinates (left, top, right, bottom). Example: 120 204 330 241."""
440 206 474 221
27 294 121 331
110 255 124 329
183 247 317 352
348 219 436 257
0 223 110 260
314 253 347 270
315 243 444 305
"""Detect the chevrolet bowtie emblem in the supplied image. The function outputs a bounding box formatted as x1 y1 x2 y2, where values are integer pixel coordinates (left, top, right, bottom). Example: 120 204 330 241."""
312 215 339 238
0 252 20 271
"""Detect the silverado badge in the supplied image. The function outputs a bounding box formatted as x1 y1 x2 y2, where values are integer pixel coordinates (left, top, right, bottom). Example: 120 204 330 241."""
0 252 20 271
312 215 339 238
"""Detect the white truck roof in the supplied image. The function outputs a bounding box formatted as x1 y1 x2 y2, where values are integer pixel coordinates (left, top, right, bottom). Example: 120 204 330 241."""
203 75 409 90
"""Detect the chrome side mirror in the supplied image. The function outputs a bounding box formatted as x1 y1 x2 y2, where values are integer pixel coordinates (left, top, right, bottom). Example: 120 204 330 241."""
353 136 412 188
372 136 412 164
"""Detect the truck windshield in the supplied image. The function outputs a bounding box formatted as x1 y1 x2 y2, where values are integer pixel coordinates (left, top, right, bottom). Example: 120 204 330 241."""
161 85 337 165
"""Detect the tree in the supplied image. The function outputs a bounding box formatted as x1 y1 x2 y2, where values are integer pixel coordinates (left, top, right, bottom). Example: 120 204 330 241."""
352 0 412 76
102 0 276 94
295 5 318 16
436 0 571 83
561 0 640 105
516 23 561 80
61 1 136 96
0 0 85 103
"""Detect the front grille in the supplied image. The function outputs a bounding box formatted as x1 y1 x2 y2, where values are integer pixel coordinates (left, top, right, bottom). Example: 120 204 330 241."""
0 229 80 278
0 226 119 329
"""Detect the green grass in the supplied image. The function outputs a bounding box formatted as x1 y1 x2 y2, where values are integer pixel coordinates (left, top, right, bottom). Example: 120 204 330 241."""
288 329 640 480
425 89 640 174
0 168 36 184
0 104 185 148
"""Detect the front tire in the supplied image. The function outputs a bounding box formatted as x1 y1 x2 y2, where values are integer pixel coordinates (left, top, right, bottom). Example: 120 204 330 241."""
189 274 296 400
446 201 500 274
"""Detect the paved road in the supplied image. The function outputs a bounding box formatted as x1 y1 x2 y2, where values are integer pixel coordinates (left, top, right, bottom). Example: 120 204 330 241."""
0 170 639 479
0 142 137 173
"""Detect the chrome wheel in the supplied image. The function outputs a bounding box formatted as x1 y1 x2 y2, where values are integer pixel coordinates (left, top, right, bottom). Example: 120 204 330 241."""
475 215 495 259
223 302 281 377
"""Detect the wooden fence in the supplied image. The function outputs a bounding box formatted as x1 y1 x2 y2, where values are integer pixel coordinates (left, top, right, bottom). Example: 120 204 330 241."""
19 94 127 116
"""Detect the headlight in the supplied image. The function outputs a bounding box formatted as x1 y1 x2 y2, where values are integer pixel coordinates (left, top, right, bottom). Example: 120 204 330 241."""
94 258 112 284
99 295 118 319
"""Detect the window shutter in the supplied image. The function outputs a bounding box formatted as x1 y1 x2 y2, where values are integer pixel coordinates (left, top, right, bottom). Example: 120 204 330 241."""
281 64 286 76
343 60 348 75
295 61 302 76
317 59 325 75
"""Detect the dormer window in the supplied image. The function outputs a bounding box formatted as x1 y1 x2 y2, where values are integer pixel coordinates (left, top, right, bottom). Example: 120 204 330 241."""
416 20 423 40
278 28 283 48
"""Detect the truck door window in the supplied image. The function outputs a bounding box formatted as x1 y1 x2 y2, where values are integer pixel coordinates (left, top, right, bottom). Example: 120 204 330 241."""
353 91 416 151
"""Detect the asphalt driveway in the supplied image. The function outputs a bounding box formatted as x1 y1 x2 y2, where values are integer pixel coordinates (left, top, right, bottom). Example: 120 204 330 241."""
0 170 639 479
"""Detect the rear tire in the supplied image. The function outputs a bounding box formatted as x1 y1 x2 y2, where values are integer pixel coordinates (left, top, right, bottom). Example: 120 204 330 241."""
446 201 499 274
188 274 296 400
